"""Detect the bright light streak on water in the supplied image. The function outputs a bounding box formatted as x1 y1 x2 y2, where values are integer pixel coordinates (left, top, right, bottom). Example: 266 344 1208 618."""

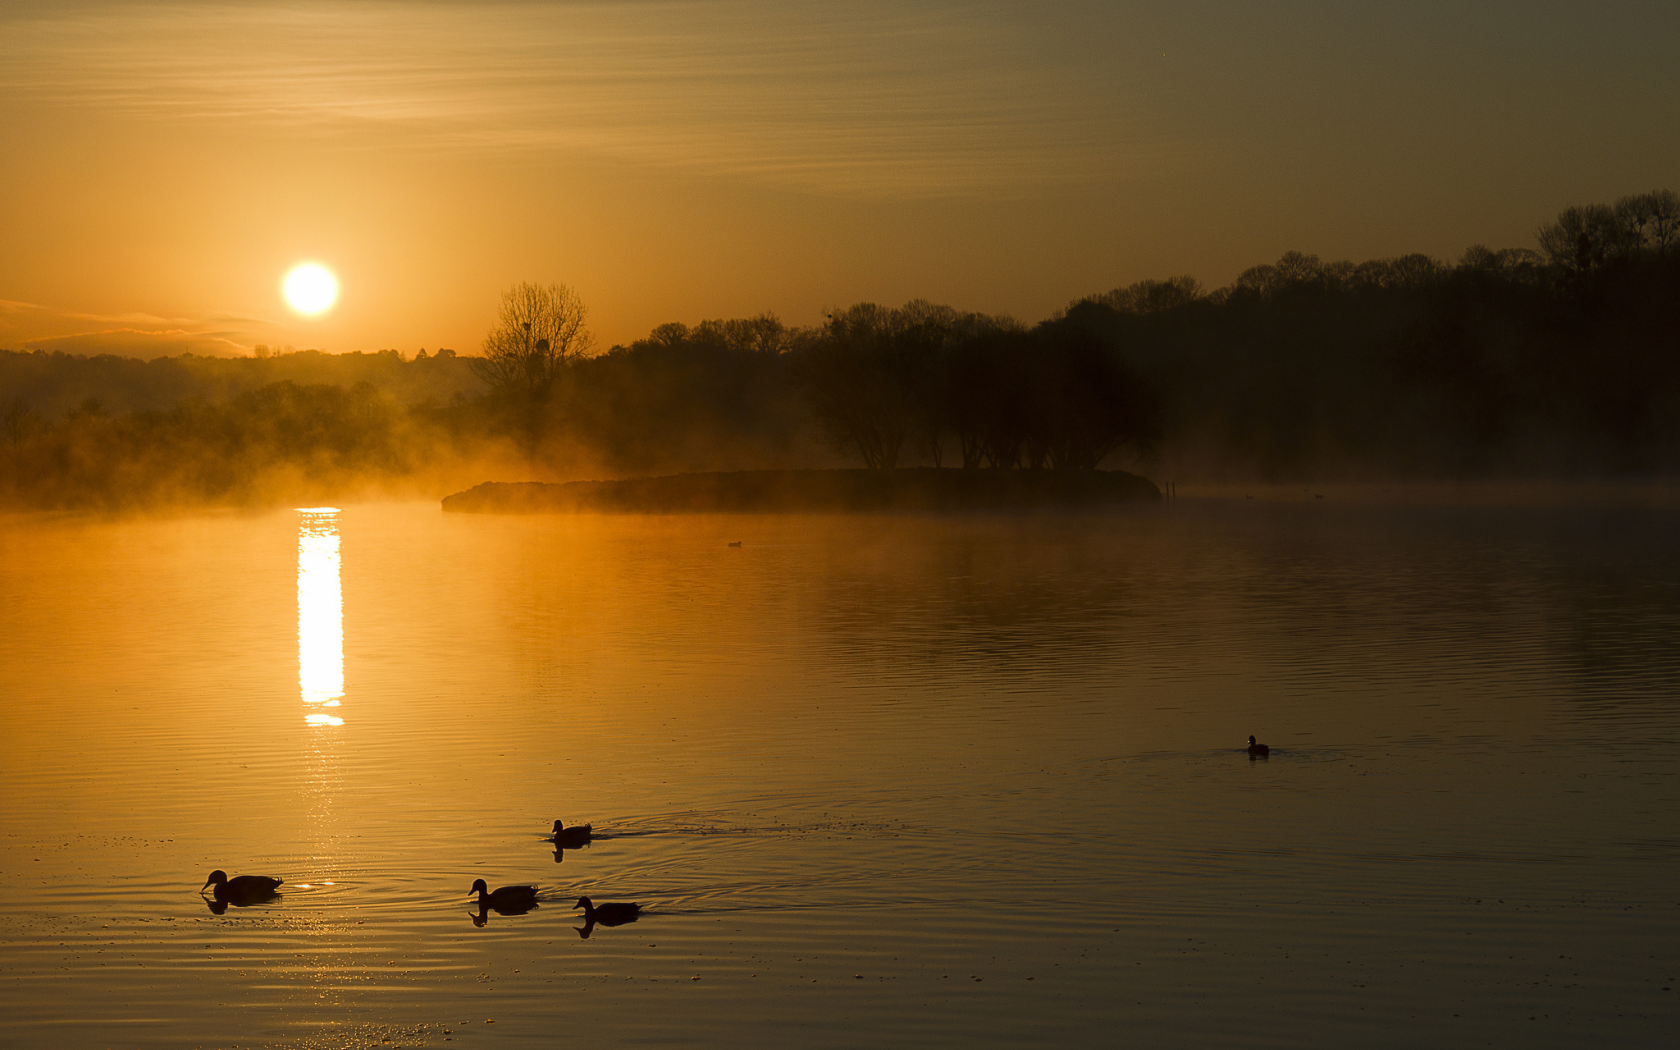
297 507 343 722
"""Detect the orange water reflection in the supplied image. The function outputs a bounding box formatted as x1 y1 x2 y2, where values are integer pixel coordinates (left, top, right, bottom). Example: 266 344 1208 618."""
297 508 344 726
4 503 1679 1047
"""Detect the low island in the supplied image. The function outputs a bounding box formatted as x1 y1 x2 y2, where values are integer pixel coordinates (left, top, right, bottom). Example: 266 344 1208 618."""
441 468 1160 514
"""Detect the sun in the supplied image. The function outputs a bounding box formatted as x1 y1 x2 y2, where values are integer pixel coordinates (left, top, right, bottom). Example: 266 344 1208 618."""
282 262 339 315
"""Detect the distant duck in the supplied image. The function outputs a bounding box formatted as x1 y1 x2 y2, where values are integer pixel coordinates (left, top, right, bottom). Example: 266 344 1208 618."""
1246 735 1270 756
470 879 539 908
573 896 641 925
200 870 283 904
728 541 743 548
550 820 592 847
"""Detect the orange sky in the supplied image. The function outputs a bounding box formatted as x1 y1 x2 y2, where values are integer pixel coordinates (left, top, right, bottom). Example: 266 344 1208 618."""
2 0 1676 357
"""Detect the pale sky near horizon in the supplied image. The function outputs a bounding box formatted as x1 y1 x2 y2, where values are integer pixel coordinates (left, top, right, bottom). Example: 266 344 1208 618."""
2 0 1676 358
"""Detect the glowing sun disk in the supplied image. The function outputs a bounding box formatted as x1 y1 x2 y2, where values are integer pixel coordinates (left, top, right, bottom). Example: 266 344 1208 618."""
283 263 338 315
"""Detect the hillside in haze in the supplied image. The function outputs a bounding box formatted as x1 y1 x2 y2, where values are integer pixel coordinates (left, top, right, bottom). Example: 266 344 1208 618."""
0 346 484 419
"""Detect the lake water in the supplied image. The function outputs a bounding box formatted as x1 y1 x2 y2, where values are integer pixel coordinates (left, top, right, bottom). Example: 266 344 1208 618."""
1 499 1676 1048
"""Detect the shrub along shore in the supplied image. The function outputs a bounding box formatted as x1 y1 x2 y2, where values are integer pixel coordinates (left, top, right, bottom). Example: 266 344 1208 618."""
442 468 1160 514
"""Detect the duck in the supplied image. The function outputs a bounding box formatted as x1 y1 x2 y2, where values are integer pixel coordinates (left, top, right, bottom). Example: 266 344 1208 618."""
1246 735 1270 756
727 541 743 548
573 896 641 925
550 820 593 847
470 879 539 908
200 870 283 904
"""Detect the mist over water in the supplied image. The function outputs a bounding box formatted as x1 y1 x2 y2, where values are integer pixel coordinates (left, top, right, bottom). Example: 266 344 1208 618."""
1 501 1676 1047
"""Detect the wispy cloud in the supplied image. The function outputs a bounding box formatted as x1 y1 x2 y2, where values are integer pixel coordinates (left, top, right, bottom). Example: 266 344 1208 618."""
0 1 1166 198
1 298 280 358
68 309 193 327
23 328 254 359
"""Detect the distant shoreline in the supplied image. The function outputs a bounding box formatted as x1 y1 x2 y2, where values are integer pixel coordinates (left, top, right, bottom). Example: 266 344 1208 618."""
441 468 1161 514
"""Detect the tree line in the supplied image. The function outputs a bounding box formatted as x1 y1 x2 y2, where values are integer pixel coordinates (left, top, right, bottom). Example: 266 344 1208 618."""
486 188 1678 480
3 189 1675 507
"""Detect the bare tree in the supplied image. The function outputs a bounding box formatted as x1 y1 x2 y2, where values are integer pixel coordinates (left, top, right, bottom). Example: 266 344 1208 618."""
1081 275 1203 316
794 301 1006 469
1615 189 1680 254
795 304 916 469
1537 204 1638 272
471 282 593 397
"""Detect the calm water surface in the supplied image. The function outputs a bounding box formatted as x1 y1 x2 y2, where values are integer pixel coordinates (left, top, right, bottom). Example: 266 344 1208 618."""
1 500 1676 1048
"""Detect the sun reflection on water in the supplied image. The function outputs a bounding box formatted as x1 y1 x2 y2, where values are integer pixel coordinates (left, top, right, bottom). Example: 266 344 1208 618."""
297 508 344 725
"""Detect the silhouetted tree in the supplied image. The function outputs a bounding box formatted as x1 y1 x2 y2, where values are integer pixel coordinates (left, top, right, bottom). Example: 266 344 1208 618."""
1617 189 1680 254
471 282 593 398
1074 275 1203 316
1457 244 1545 281
545 313 819 476
693 313 796 355
791 301 1011 469
1534 193 1680 274
1030 306 1162 468
945 328 1035 468
794 304 919 469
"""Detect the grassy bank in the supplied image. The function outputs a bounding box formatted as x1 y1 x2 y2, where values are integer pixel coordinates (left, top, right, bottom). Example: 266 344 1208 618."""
442 468 1161 514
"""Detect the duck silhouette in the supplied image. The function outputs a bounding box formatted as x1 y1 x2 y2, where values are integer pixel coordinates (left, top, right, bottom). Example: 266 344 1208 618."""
549 820 593 848
200 870 282 906
573 896 640 925
470 879 539 910
571 914 637 939
1246 735 1271 757
469 897 535 925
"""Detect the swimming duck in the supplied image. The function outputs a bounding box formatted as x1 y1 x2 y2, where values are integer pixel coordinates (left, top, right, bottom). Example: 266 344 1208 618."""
470 879 539 908
550 820 593 847
573 896 640 924
470 897 535 923
200 870 283 904
1246 735 1270 756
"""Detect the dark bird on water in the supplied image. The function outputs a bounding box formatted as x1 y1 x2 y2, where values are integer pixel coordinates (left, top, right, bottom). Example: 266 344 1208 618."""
573 896 640 925
200 870 283 904
470 879 539 908
550 819 592 847
1246 735 1270 756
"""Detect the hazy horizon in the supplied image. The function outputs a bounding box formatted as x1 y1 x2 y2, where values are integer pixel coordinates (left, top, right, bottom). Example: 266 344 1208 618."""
4 0 1677 358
